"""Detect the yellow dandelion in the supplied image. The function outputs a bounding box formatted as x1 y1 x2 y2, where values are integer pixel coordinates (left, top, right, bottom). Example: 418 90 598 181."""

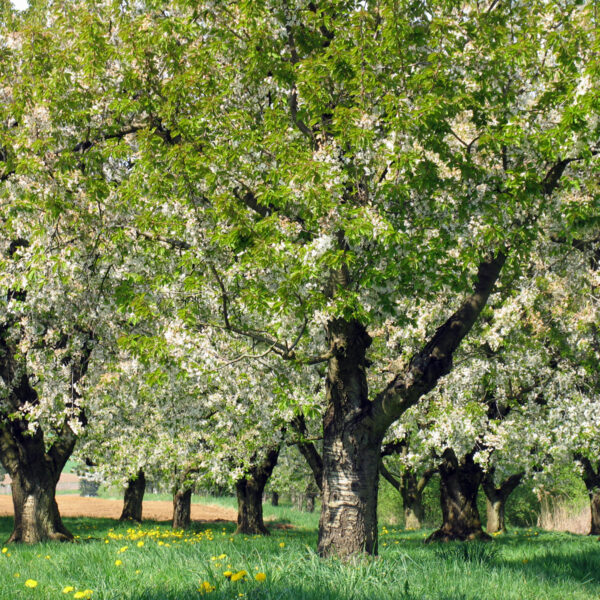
199 581 215 593
223 570 233 578
218 553 227 559
1 547 7 554
25 579 38 588
231 570 247 582
279 542 285 548
115 559 123 566
62 586 74 593
118 546 128 553
137 541 144 547
255 572 267 582
14 573 20 578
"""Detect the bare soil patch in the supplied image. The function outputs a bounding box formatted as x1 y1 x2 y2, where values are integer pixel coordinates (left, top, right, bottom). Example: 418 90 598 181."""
0 495 237 523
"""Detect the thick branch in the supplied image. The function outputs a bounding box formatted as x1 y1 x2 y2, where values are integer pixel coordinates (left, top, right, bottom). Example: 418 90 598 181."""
372 252 506 429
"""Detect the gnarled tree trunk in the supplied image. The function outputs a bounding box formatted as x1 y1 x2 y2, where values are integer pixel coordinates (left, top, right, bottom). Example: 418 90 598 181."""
427 449 489 542
173 487 192 530
235 447 280 535
0 426 74 544
482 471 523 534
120 469 146 523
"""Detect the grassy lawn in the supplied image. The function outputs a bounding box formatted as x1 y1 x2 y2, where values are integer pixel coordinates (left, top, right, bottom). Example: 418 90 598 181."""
1 503 600 600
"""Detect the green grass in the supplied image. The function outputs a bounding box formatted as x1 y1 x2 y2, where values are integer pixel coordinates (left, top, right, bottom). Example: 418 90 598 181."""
1 505 600 599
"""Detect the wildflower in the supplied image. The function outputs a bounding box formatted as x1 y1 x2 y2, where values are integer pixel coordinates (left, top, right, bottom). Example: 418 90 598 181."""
14 573 19 578
137 541 144 547
1 547 7 554
73 591 93 599
255 572 267 582
199 581 215 593
279 542 285 548
231 570 247 582
62 586 74 593
115 560 123 566
218 553 227 559
223 571 233 579
118 546 128 553
25 579 38 588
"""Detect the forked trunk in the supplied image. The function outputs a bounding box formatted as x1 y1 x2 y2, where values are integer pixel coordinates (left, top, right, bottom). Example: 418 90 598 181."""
172 487 192 530
482 472 522 534
235 446 280 535
318 319 383 557
6 457 72 543
120 470 146 522
1 423 74 544
427 449 489 542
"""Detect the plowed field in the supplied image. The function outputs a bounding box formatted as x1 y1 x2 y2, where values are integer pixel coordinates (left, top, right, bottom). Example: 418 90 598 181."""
0 495 237 522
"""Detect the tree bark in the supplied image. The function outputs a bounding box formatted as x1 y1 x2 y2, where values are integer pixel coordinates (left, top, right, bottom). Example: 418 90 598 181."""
427 449 489 542
318 319 383 557
172 487 192 530
119 469 146 523
0 427 73 543
578 456 600 536
482 471 523 534
270 491 279 506
235 447 280 535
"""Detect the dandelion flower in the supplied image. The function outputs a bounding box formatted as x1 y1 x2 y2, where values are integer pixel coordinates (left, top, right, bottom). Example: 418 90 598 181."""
115 560 123 566
137 541 144 547
255 572 267 582
223 570 233 579
1 547 7 554
198 581 215 593
25 579 38 588
62 586 74 593
231 570 247 582
218 553 227 559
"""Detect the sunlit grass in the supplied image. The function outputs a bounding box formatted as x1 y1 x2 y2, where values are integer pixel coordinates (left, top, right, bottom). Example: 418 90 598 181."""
0 505 599 599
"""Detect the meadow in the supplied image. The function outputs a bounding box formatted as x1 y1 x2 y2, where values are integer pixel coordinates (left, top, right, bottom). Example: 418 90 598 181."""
1 498 600 600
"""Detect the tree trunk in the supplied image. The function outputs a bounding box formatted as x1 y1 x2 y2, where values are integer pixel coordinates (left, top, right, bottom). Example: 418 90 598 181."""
119 470 146 523
172 487 192 530
578 457 600 536
1 428 73 543
427 449 489 542
305 493 316 513
318 319 384 557
482 472 523 534
270 491 279 507
235 447 280 535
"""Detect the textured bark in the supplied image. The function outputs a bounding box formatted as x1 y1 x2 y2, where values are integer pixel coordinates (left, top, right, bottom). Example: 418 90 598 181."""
318 319 383 557
482 472 523 534
578 457 600 536
235 447 280 535
427 450 489 542
172 487 192 530
120 470 146 523
1 429 73 543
